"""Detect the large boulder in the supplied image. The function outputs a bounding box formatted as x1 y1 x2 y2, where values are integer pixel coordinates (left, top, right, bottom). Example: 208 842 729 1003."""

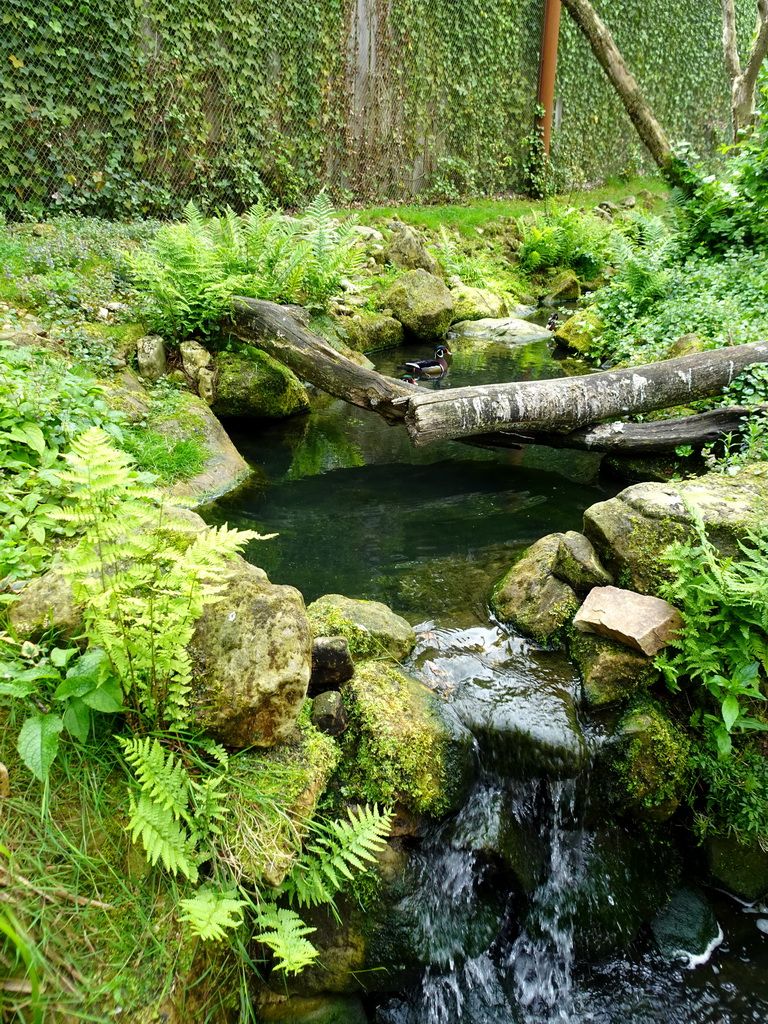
449 316 550 344
190 559 312 748
543 269 581 306
340 312 404 353
490 534 580 648
381 224 441 275
553 309 603 354
381 269 454 340
306 594 416 662
212 348 310 419
449 286 509 323
340 660 474 816
582 467 768 596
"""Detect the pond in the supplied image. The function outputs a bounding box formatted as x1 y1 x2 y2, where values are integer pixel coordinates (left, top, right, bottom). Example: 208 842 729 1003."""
202 324 768 1023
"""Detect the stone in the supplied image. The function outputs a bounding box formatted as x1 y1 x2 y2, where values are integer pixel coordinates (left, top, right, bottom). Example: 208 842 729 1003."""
707 835 768 901
543 269 581 306
621 195 637 208
568 630 660 708
572 585 683 656
135 334 167 382
650 888 721 964
381 269 454 341
340 312 404 353
381 224 441 275
448 316 550 344
490 534 580 648
190 559 312 748
352 225 384 243
211 348 310 419
341 660 474 816
306 594 416 662
257 995 368 1024
552 531 613 592
582 468 768 596
311 690 349 736
310 636 355 692
197 366 215 405
179 339 211 381
552 309 603 354
449 285 509 323
9 563 82 640
604 701 691 821
665 332 706 359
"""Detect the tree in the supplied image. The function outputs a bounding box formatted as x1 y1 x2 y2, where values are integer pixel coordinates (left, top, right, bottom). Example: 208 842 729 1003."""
560 0 768 178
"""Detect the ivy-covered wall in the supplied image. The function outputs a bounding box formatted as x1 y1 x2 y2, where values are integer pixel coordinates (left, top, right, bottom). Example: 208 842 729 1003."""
553 0 755 184
0 0 757 218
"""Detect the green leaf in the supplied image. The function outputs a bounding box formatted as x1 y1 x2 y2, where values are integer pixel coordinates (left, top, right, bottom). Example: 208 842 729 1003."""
63 699 91 743
17 714 64 781
722 693 740 732
81 677 122 712
50 646 77 668
8 423 47 457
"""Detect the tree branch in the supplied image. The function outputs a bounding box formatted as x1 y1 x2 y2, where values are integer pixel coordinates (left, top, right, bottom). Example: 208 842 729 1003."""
722 0 741 82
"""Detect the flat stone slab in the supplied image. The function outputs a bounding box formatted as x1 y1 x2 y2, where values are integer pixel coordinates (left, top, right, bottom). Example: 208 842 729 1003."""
573 585 683 656
449 316 551 343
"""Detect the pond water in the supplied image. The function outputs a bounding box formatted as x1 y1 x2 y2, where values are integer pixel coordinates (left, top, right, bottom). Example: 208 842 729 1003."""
202 325 768 1023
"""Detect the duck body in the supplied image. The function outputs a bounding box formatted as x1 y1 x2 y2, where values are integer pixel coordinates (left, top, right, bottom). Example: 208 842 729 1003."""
398 345 451 378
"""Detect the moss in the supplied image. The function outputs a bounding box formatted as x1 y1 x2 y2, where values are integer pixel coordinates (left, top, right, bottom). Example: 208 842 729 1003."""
337 660 467 817
610 699 691 819
307 605 382 660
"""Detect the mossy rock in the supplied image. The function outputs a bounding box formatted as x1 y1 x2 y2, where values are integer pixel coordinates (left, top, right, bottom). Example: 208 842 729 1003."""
306 594 416 662
553 308 603 354
308 313 377 368
340 312 405 353
665 333 706 359
212 348 310 419
707 835 768 901
568 629 660 709
650 887 720 962
552 530 613 592
257 996 368 1023
543 269 580 306
604 700 691 821
381 269 454 340
381 224 441 275
490 534 580 648
583 468 768 597
449 285 509 323
339 660 473 816
221 714 339 887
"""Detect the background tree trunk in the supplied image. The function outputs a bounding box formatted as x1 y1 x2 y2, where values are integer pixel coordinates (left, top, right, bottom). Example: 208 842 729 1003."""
722 0 768 138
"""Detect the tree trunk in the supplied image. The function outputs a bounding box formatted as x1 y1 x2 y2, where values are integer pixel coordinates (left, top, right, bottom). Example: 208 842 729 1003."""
403 342 768 446
723 0 768 138
560 0 676 176
465 406 767 455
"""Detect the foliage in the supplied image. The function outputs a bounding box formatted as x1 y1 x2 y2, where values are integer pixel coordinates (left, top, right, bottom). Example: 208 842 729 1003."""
421 155 479 204
688 742 768 845
128 196 365 340
179 888 248 942
656 506 768 757
702 414 768 474
516 207 614 278
435 225 488 286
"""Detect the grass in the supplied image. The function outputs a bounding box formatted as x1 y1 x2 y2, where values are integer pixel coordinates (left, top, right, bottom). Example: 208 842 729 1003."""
354 175 667 235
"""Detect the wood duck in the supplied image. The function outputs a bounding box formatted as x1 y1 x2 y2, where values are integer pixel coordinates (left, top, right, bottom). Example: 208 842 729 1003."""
547 312 559 332
398 345 452 378
400 374 420 385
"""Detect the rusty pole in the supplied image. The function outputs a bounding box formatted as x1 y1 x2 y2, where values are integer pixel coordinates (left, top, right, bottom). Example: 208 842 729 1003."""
536 0 562 155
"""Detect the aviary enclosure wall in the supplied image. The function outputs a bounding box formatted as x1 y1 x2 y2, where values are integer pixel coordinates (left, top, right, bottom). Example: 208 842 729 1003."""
0 0 756 218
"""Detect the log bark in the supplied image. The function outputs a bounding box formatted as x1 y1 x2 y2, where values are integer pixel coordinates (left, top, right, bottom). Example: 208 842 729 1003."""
464 406 767 455
403 342 768 446
230 296 411 424
560 0 675 175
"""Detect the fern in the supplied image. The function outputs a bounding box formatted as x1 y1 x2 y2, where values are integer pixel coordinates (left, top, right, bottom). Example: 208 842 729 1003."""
118 736 191 820
126 792 200 880
179 888 248 941
280 804 393 908
253 905 318 976
436 225 487 286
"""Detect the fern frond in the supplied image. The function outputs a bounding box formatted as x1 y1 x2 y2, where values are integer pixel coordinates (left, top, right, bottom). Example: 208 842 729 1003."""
126 792 199 881
118 736 191 820
253 905 318 975
179 888 247 941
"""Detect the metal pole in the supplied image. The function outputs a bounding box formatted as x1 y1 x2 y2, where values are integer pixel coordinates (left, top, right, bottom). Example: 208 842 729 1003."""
537 0 562 155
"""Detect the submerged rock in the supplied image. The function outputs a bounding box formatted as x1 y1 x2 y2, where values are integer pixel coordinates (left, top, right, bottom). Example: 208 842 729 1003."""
490 534 580 648
381 269 454 340
449 316 550 343
307 594 416 662
340 660 474 816
650 887 721 964
212 348 310 419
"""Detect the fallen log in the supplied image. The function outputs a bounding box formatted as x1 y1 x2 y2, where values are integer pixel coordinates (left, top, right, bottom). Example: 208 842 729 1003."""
228 298 768 454
403 341 768 446
464 406 768 455
230 297 410 423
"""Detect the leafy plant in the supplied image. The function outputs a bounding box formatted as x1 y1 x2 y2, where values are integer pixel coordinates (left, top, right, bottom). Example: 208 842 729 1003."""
688 743 768 845
127 196 365 340
516 207 613 278
435 225 487 286
656 505 768 756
